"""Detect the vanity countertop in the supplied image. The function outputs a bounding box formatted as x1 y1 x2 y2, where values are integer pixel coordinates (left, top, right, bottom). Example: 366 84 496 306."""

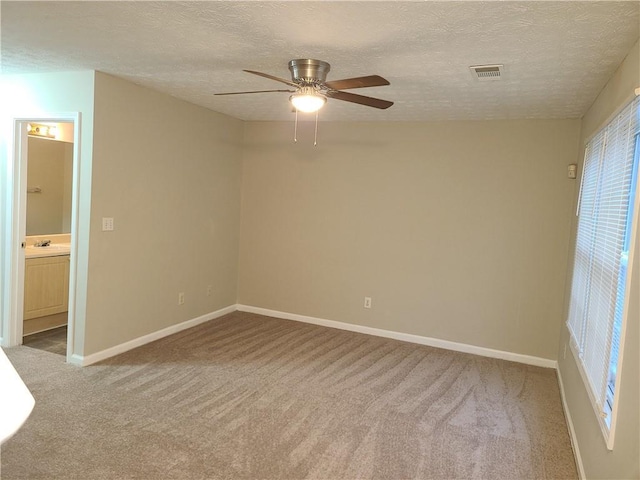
25 243 71 259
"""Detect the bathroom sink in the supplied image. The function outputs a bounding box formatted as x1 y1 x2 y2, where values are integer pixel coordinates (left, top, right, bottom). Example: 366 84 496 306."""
36 244 69 250
25 243 71 258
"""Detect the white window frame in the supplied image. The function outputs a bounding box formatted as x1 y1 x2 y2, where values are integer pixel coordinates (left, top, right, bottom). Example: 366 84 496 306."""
567 95 640 450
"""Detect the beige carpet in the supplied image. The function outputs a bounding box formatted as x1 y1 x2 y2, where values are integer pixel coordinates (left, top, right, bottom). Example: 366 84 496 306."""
1 311 577 479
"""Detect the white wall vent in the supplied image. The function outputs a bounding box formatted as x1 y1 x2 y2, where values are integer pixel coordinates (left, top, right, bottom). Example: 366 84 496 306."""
469 64 504 81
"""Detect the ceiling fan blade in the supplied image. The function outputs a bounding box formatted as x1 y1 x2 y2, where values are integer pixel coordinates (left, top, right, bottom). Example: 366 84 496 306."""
324 75 390 90
326 90 394 109
215 89 295 96
243 70 299 88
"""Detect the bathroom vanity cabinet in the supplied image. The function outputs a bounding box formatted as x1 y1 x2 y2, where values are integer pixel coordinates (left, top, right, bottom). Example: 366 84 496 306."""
23 255 70 320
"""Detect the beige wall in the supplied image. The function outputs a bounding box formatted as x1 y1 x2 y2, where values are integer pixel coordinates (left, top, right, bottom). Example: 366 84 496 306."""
26 137 72 235
558 40 639 479
239 119 581 360
86 72 243 354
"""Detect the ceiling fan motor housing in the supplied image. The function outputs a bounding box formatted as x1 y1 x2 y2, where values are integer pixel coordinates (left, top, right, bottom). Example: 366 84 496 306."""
288 59 331 84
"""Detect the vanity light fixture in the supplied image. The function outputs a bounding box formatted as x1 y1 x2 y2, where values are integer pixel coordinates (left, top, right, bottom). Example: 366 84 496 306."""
27 123 57 139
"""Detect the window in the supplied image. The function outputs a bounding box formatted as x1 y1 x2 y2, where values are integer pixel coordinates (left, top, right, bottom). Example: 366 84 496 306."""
567 95 639 449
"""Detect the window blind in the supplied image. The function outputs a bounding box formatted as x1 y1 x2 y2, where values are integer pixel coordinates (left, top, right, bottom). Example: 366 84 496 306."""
567 95 639 442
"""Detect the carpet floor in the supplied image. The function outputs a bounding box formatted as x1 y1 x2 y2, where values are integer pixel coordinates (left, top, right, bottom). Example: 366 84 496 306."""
1 311 577 479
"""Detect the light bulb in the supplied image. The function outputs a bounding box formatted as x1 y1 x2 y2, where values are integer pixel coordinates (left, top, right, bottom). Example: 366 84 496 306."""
290 92 326 113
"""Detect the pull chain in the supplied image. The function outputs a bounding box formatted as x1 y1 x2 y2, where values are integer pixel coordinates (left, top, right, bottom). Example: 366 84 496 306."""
314 110 319 146
292 109 320 145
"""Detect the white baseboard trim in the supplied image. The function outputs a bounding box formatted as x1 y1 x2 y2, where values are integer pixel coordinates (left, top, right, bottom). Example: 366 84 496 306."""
71 304 237 367
70 303 558 370
557 368 586 480
67 353 84 366
236 305 557 369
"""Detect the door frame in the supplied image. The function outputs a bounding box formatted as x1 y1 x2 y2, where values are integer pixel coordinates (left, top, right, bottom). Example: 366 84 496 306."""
4 113 81 362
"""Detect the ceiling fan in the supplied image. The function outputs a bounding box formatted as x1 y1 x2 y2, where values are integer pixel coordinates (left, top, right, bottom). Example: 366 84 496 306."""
215 59 394 113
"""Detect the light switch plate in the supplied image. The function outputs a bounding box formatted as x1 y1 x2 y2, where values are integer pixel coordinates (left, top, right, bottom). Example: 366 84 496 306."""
102 217 114 231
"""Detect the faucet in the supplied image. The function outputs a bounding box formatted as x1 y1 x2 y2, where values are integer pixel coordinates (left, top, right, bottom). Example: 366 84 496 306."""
34 240 51 247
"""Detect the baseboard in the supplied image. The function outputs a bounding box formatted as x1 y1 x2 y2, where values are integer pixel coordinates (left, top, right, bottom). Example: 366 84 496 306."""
236 305 557 369
67 353 84 366
557 368 586 479
72 302 557 369
72 304 237 366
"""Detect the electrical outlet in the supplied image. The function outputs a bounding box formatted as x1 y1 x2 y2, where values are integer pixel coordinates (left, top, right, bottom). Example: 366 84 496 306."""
364 296 372 309
207 285 213 297
178 292 185 305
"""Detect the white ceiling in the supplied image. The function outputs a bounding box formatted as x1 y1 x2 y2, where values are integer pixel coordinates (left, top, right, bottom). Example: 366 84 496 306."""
1 1 638 122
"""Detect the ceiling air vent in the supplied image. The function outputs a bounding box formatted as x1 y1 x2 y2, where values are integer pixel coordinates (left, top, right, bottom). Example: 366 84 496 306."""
469 64 503 81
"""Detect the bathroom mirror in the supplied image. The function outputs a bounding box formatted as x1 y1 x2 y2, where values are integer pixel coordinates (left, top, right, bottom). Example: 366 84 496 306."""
26 136 73 235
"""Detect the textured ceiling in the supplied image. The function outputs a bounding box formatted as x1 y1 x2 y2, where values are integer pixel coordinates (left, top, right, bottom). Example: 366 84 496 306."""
1 1 638 122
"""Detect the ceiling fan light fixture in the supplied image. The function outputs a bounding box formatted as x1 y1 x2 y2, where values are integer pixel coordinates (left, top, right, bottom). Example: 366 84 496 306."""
216 60 393 113
290 90 326 113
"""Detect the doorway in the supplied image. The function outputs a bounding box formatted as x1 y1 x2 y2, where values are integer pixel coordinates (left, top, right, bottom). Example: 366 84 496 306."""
21 122 73 356
4 115 81 362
